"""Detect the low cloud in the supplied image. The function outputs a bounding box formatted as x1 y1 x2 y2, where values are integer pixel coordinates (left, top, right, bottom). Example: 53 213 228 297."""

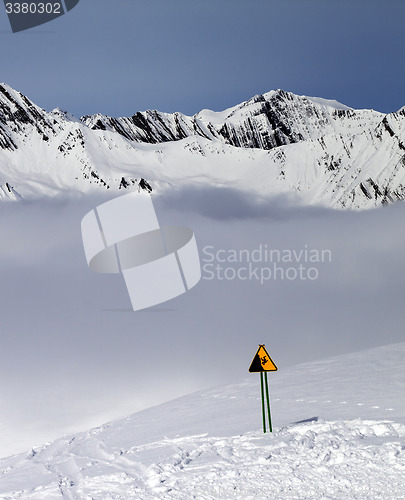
155 185 329 221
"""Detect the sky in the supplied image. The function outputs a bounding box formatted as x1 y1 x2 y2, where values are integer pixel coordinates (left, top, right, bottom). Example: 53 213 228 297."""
0 0 404 117
0 0 405 459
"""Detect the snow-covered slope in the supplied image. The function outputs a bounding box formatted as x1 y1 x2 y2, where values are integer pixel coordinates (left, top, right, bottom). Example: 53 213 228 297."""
1 83 405 209
0 343 404 499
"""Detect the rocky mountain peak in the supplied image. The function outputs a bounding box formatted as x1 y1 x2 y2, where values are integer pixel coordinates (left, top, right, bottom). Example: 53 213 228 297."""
0 83 404 209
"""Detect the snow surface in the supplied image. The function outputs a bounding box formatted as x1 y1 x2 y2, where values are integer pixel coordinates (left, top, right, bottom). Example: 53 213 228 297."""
0 343 404 499
302 95 352 111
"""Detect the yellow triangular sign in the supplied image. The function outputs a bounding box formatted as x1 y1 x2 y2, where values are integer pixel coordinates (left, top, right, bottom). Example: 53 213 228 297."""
249 345 277 372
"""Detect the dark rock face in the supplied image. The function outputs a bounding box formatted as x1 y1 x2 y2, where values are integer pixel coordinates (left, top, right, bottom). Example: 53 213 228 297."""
81 90 327 150
138 178 152 193
0 84 58 150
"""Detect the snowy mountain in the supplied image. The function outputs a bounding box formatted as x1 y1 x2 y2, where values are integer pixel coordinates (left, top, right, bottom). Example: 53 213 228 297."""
0 342 404 498
1 83 405 208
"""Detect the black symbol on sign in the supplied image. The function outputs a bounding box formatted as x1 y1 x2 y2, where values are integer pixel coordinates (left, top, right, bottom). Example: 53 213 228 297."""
261 356 268 365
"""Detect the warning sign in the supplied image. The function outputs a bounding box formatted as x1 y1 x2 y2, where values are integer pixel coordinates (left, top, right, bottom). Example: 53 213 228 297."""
249 345 277 372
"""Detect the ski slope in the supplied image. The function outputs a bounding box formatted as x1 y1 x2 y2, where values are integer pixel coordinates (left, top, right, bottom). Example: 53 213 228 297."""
0 343 404 499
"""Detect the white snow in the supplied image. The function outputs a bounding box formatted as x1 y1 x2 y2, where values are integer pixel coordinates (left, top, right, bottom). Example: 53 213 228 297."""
0 343 404 499
302 95 352 111
195 105 242 124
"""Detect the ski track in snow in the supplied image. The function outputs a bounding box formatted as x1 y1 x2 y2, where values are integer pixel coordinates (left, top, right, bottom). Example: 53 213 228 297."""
1 418 404 499
276 397 396 412
1 343 404 499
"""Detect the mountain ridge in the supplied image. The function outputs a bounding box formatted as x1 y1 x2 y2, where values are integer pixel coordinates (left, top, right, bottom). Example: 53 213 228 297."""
1 83 405 209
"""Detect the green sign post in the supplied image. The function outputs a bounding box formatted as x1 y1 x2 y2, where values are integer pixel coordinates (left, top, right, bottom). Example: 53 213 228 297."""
249 344 278 433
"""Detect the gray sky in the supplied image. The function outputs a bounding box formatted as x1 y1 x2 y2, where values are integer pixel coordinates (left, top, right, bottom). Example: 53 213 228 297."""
1 0 405 117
